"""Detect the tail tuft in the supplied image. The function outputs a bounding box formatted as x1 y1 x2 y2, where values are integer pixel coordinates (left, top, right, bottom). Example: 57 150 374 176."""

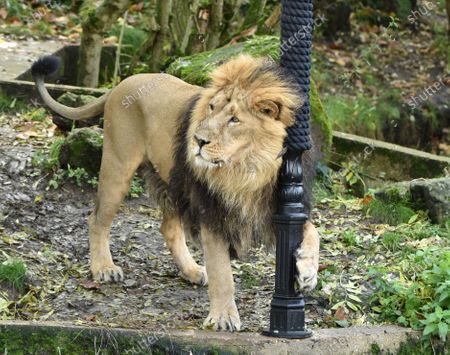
31 55 61 78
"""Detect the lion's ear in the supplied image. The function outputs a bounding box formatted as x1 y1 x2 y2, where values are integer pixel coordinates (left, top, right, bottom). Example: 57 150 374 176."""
256 100 280 120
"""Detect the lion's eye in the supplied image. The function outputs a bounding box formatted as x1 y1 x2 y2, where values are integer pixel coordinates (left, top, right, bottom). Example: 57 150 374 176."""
261 108 272 115
209 104 214 111
229 116 240 124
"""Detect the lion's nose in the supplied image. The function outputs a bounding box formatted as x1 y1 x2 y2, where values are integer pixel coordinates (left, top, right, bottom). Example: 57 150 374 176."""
194 135 210 148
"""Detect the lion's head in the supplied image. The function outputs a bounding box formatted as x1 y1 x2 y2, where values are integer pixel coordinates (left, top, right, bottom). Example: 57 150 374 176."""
186 55 304 203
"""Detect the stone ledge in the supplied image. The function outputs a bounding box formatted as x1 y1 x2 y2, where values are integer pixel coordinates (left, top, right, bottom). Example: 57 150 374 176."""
0 321 421 354
332 131 450 182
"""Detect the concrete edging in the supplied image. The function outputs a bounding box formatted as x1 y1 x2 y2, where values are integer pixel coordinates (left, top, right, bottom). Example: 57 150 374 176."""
0 321 421 354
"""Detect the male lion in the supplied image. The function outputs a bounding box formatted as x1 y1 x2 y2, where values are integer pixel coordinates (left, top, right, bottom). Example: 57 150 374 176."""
32 55 320 331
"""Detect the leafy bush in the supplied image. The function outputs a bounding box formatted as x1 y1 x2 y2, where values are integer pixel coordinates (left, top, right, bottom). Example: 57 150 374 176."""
370 247 450 342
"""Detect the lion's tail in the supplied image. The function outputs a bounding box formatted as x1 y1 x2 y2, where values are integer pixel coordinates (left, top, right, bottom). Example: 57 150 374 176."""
31 55 109 121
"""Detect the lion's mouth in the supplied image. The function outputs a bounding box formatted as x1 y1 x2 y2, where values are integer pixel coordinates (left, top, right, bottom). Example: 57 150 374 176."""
195 153 224 168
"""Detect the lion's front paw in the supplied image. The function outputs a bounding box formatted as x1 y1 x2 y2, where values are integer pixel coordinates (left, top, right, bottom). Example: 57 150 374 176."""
203 302 241 331
91 263 124 282
182 265 208 286
295 248 318 292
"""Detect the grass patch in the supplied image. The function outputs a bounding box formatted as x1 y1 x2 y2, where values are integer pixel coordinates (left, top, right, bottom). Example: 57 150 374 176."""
238 265 261 289
0 93 29 113
0 259 27 291
370 247 450 343
323 91 402 139
381 232 404 252
342 231 357 247
364 198 416 226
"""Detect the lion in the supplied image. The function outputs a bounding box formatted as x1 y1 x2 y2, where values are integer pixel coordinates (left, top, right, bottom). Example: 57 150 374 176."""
31 55 320 331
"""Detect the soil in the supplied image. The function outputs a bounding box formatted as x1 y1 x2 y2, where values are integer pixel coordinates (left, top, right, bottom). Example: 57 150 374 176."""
0 113 337 333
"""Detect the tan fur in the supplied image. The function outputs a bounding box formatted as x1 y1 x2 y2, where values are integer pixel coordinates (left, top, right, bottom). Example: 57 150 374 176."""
34 55 320 331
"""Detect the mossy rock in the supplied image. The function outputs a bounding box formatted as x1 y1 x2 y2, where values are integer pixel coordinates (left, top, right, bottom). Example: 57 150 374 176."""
375 177 450 224
54 93 102 131
58 92 97 107
166 35 332 154
59 127 103 176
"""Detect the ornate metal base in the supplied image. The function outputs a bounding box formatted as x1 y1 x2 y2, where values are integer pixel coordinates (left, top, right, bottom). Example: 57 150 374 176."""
262 328 312 339
262 296 313 339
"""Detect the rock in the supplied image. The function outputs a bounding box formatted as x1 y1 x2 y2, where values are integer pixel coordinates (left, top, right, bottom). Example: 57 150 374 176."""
375 181 411 203
166 36 333 154
410 177 450 224
375 177 450 224
53 93 103 131
58 127 103 176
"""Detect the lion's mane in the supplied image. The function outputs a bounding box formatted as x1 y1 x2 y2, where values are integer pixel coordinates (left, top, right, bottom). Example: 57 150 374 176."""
150 56 316 257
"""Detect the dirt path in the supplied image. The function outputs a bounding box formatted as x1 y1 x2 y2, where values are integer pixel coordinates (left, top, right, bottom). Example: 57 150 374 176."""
1 116 331 332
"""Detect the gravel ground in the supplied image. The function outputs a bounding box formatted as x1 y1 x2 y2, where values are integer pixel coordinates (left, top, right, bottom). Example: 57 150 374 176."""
0 115 332 332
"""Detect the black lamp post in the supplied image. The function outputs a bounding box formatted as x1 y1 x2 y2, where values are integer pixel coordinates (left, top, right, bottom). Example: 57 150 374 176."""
263 0 313 339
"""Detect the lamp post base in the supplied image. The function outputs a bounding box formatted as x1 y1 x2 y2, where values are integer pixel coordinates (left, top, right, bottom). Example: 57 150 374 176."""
262 329 312 339
262 297 313 339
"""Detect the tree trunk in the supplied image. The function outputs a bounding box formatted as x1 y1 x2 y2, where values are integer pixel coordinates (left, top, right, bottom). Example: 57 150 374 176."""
77 0 132 87
446 0 450 37
206 0 224 50
78 31 103 87
190 7 209 54
181 0 200 54
151 0 172 72
127 0 159 75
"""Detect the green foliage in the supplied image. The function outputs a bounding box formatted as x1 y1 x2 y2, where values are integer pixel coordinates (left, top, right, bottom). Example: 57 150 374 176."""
109 25 147 52
238 264 260 289
342 231 357 247
0 259 27 291
129 176 145 198
32 138 65 173
33 134 145 197
370 247 450 342
432 32 450 70
0 94 28 113
364 198 416 226
381 232 404 252
323 90 404 138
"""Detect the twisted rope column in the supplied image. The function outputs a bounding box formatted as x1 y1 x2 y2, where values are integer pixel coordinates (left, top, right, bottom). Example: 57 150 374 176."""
263 0 313 339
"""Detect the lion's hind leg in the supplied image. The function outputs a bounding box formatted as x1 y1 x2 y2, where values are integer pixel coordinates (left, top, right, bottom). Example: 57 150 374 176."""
160 214 207 286
89 144 144 282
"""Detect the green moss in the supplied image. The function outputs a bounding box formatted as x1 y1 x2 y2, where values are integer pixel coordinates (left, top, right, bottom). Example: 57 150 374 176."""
370 343 381 355
59 128 103 175
0 324 247 354
0 259 27 291
167 35 332 151
365 199 416 226
167 36 280 86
